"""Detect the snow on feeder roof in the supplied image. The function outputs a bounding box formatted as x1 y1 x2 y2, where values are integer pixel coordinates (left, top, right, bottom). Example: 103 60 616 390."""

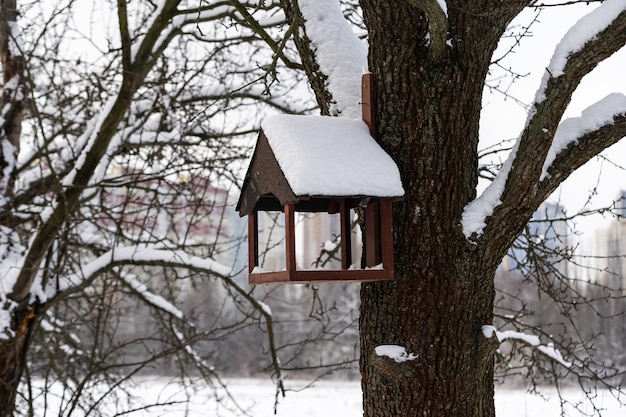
264 115 403 196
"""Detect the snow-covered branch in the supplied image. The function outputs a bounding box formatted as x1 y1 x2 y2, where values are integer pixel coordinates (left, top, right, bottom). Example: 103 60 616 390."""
8 0 190 304
0 2 26 209
463 0 626 244
61 246 231 295
286 0 367 118
537 95 626 194
482 325 572 368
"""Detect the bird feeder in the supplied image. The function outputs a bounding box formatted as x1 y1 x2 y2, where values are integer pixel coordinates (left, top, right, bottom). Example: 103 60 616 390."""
236 74 404 284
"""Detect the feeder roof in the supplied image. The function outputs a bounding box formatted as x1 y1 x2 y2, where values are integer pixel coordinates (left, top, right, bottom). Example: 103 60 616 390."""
237 115 404 216
263 115 404 197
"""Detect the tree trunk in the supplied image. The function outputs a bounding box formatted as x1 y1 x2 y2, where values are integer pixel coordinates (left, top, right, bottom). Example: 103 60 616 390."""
0 310 35 417
0 1 31 412
358 2 523 416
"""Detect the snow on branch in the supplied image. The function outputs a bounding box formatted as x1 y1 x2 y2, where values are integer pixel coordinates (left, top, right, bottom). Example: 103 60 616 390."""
298 0 367 118
541 93 626 180
462 1 626 242
120 273 184 319
461 139 519 238
536 0 626 102
464 93 626 238
172 325 214 370
0 226 26 338
60 97 117 190
61 246 231 294
482 325 572 368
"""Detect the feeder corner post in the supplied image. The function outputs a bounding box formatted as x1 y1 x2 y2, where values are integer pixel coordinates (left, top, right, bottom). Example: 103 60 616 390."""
248 210 259 273
362 73 376 137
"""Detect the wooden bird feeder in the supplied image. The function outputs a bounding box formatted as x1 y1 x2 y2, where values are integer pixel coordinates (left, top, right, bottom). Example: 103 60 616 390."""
236 74 404 284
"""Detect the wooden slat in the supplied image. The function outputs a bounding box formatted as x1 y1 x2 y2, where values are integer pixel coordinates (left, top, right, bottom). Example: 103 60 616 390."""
292 269 391 283
284 203 297 274
248 211 259 273
365 203 381 267
340 199 352 270
380 200 394 276
249 270 291 285
249 269 393 285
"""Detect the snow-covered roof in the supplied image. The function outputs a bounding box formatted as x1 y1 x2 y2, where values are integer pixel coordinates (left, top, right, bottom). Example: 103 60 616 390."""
260 114 404 198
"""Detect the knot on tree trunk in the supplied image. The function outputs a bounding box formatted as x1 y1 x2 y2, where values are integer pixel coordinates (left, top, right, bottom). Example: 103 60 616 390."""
370 350 417 381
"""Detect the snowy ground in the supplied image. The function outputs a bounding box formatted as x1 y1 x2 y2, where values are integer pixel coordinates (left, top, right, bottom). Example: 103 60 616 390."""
40 377 623 417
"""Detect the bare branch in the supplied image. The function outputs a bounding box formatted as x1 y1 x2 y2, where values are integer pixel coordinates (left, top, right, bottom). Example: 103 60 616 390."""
9 0 183 303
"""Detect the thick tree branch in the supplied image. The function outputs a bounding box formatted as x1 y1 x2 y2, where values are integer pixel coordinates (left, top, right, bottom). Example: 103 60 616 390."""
537 113 626 203
227 0 303 70
406 0 448 60
0 0 25 206
279 0 333 114
474 4 626 261
117 0 132 71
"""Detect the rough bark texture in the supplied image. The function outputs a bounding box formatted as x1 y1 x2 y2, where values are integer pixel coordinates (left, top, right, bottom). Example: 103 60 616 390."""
0 310 36 416
0 0 24 210
358 2 525 416
0 1 29 411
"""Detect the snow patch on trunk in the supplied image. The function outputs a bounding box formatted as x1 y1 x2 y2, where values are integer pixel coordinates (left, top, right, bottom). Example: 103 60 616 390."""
375 345 418 363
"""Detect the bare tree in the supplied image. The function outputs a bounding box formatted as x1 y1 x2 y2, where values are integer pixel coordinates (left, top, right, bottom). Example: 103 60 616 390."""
0 1 358 415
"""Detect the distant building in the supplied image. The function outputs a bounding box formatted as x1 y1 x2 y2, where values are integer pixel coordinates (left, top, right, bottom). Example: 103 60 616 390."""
594 190 626 287
97 165 247 309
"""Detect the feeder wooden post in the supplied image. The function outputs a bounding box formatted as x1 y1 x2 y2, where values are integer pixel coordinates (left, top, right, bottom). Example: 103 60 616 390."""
380 200 394 273
248 210 259 273
365 203 381 267
363 73 383 268
284 203 297 275
340 199 352 270
362 73 376 137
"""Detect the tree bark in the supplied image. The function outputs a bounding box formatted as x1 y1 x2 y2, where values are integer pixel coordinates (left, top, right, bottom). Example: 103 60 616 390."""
0 0 30 411
358 2 525 416
0 310 36 417
0 0 24 212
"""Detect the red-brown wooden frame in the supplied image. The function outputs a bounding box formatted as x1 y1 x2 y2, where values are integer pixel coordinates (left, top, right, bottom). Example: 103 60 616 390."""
247 200 394 284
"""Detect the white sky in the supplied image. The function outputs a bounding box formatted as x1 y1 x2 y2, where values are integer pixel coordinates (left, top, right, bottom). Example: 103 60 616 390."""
480 2 626 235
